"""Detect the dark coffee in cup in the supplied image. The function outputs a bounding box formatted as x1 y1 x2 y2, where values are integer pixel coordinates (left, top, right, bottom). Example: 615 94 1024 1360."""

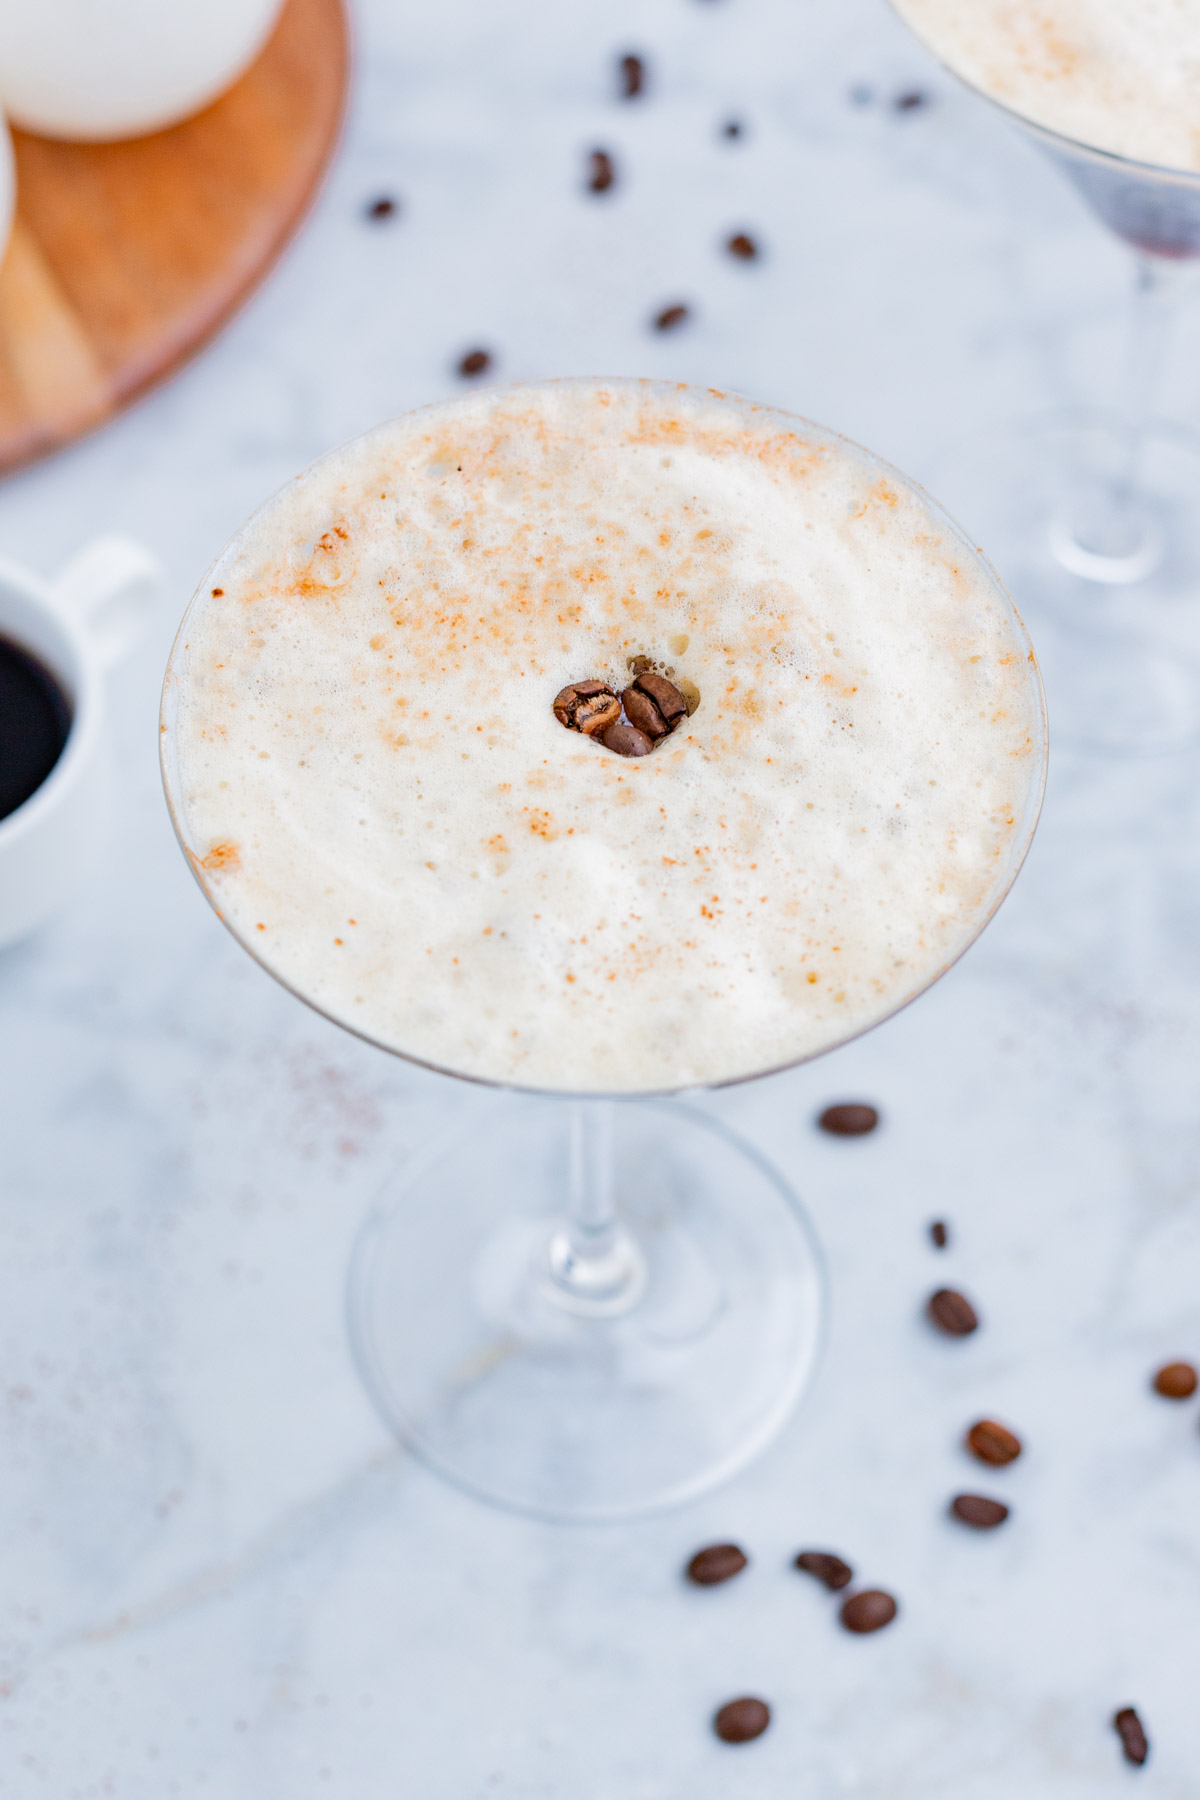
0 634 72 821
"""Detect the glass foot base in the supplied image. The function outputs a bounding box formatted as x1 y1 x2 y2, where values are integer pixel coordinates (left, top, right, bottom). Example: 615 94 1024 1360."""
348 1099 826 1520
926 412 1200 754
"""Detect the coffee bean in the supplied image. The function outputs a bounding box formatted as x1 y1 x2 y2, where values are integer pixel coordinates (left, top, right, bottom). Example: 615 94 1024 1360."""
965 1419 1021 1466
929 1220 949 1249
553 681 620 737
1153 1360 1197 1399
818 1102 879 1137
1113 1708 1149 1767
927 1289 979 1337
894 89 929 111
588 149 616 194
622 671 687 740
458 348 492 379
365 195 398 221
602 721 654 757
951 1494 1009 1530
722 118 744 139
619 53 646 99
727 232 759 261
622 687 669 740
687 1543 748 1585
794 1551 853 1590
840 1590 898 1634
713 1698 770 1744
653 303 690 332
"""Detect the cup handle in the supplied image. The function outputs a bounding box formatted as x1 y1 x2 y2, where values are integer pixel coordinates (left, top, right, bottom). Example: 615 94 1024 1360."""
52 535 163 669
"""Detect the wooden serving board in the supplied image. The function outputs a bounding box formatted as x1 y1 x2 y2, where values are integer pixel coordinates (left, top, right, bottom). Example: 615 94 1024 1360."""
0 0 349 475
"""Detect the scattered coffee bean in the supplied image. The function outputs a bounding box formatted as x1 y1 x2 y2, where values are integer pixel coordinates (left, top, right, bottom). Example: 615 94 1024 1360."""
894 88 929 111
722 118 744 140
929 1220 949 1249
951 1494 1009 1530
840 1590 898 1634
727 231 759 261
653 303 690 332
927 1289 979 1337
458 348 492 379
713 1697 770 1744
619 53 646 99
794 1551 853 1590
818 1102 879 1137
603 721 654 757
553 680 621 737
587 149 616 194
365 194 398 221
687 1543 748 1586
1113 1707 1149 1767
965 1419 1022 1466
1153 1360 1197 1399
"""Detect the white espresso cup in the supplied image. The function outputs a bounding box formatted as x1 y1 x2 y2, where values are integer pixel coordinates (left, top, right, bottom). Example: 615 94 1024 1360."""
0 537 161 948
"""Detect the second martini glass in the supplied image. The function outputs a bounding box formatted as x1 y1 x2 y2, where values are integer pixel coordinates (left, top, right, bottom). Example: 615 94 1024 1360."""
892 4 1200 754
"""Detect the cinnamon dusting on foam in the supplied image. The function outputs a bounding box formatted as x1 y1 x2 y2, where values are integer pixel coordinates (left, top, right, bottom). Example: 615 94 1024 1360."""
168 380 1041 1092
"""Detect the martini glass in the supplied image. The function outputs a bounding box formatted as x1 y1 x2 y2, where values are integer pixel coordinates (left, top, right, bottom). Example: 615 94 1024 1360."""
892 8 1200 754
160 415 1046 1523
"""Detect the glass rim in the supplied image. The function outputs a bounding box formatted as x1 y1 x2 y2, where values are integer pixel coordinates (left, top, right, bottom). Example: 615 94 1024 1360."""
159 376 1049 1101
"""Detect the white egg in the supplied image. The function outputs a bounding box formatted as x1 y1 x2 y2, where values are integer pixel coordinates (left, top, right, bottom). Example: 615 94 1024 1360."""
0 0 286 142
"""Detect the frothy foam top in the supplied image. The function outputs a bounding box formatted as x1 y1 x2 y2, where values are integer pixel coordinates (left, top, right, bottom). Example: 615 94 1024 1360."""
164 380 1043 1093
893 0 1200 171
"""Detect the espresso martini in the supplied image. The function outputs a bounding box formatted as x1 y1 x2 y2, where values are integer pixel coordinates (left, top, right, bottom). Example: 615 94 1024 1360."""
164 379 1043 1093
892 0 1200 170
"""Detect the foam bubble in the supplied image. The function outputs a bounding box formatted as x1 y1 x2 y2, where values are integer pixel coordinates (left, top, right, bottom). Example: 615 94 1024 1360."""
164 380 1043 1092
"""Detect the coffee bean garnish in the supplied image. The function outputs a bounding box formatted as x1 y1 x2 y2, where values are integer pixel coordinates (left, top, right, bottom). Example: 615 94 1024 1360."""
602 721 654 757
457 348 493 379
587 149 616 194
965 1419 1022 1466
927 1289 979 1337
365 194 398 221
1153 1359 1197 1399
951 1494 1009 1530
929 1220 949 1249
620 671 687 740
687 1543 748 1586
653 302 690 332
553 680 621 737
818 1102 879 1137
840 1590 898 1634
727 232 759 261
1113 1707 1149 1767
894 88 929 112
713 1697 770 1743
794 1551 853 1590
619 53 646 99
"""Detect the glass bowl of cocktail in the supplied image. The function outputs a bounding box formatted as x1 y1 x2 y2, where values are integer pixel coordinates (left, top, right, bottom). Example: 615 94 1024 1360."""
160 379 1046 1520
890 0 1200 754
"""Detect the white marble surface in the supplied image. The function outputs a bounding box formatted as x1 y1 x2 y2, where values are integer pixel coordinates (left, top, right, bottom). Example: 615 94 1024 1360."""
3 0 1200 1792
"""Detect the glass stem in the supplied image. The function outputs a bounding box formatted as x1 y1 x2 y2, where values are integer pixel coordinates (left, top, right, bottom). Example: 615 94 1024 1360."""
545 1100 646 1315
1051 251 1190 583
1110 254 1180 507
